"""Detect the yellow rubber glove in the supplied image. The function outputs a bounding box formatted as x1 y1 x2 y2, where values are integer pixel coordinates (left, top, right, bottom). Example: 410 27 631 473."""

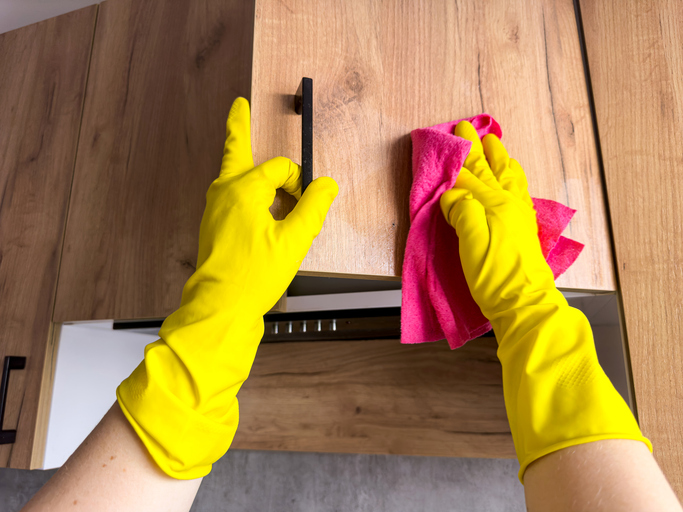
116 97 338 479
440 121 651 482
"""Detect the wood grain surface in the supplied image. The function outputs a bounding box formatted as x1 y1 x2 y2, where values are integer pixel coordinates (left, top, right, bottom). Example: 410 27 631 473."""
233 337 515 458
0 7 97 469
252 0 615 291
53 0 255 322
30 323 61 469
579 0 683 497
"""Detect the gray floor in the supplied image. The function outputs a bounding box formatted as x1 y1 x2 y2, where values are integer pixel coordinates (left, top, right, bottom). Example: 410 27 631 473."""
0 451 525 511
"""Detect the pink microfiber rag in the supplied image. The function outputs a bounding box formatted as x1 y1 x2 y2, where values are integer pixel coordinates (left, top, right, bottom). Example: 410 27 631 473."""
401 115 584 350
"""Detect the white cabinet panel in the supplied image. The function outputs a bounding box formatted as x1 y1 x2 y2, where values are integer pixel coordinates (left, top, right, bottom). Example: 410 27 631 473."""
43 324 158 469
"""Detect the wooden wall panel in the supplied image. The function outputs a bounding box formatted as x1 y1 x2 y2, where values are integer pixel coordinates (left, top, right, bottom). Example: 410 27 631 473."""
0 7 97 469
54 0 615 323
234 337 515 459
53 0 255 322
252 0 615 291
579 0 683 498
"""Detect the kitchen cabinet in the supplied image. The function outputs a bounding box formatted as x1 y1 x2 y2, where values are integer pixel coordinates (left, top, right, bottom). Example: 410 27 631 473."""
0 7 98 469
234 291 632 459
41 322 513 468
53 0 255 322
54 0 614 323
579 0 683 497
42 292 630 468
3 0 680 488
256 0 614 290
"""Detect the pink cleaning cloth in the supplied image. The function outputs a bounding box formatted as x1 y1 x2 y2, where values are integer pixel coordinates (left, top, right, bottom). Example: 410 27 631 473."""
401 115 584 350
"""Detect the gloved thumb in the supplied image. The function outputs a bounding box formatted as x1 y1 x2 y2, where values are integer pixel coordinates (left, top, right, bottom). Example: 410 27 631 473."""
280 176 339 246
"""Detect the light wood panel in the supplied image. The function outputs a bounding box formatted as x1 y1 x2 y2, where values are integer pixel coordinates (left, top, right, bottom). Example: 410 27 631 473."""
0 7 97 469
53 0 255 322
252 0 615 291
30 323 61 469
233 337 515 458
579 0 683 498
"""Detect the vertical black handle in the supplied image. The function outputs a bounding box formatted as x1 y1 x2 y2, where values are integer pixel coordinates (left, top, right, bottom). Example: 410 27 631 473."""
294 77 313 193
0 356 26 444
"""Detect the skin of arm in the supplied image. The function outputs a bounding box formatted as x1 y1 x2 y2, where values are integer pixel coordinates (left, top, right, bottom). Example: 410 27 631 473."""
525 440 683 512
22 403 202 512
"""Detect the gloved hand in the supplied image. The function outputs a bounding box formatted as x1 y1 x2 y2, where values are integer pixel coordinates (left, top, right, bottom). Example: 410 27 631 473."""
440 121 651 482
117 97 338 479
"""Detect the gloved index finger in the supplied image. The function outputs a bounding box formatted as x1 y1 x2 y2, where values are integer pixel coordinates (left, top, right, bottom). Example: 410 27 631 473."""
258 156 303 200
482 134 515 191
220 97 255 178
454 121 501 190
483 134 534 207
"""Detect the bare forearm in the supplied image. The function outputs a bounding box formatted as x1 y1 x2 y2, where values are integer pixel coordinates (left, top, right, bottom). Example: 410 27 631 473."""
22 403 202 512
524 440 683 512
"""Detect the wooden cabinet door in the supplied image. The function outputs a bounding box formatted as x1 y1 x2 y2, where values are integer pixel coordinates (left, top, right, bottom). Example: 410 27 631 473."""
253 0 615 290
0 7 97 469
579 0 683 498
53 0 255 322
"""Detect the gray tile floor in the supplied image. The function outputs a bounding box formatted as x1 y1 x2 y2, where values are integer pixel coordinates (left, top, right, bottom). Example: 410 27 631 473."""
0 451 525 511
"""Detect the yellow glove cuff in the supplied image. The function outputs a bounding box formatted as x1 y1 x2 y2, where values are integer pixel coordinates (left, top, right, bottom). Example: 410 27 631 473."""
117 341 241 479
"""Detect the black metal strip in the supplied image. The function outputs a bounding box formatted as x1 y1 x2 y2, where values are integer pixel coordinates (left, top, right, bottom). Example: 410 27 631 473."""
295 77 313 192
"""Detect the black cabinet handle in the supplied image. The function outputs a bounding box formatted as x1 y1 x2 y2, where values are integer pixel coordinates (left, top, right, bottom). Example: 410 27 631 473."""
0 356 26 444
294 77 313 193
